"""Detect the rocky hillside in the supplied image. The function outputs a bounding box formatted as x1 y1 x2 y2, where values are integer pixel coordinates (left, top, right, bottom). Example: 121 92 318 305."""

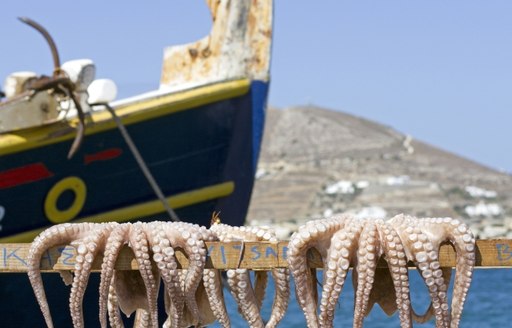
246 106 512 239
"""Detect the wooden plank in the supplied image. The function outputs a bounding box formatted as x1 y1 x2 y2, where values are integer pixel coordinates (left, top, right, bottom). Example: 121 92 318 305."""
0 239 510 273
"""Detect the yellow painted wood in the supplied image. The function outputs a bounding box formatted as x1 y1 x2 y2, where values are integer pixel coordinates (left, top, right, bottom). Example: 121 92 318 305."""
0 239 509 273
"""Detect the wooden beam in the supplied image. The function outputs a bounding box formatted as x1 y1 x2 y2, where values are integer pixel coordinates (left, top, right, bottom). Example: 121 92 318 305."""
0 239 510 273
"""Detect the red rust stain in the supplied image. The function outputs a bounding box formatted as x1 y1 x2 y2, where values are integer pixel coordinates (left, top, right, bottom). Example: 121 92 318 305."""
0 163 53 189
84 148 123 165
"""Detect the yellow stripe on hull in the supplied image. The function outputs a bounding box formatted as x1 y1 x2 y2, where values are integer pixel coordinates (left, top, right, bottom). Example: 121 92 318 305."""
0 181 234 243
0 79 250 156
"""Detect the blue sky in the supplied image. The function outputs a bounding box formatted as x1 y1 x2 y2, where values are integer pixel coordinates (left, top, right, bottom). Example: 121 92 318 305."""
1 1 511 172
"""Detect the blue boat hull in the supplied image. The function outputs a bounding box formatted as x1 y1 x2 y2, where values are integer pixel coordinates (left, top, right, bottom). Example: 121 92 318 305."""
0 80 267 238
0 80 268 326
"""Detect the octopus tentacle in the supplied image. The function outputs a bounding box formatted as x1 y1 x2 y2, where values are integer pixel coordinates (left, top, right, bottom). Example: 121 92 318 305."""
168 222 222 328
417 217 475 328
28 222 98 328
212 225 266 328
262 236 290 328
175 273 217 327
203 269 231 327
99 223 131 328
449 237 474 328
70 223 117 327
227 268 265 328
149 223 183 328
200 224 231 328
133 309 151 328
287 216 349 328
318 218 362 328
129 222 159 328
415 219 451 326
410 268 452 324
245 226 289 328
390 216 450 328
352 221 382 328
388 216 435 324
254 271 269 310
378 221 413 328
266 268 290 328
164 222 208 326
241 228 270 312
100 223 162 325
263 270 290 326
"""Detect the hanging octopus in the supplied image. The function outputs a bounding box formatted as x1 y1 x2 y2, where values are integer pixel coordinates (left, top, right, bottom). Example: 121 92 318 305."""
27 221 223 327
286 214 475 328
26 219 291 328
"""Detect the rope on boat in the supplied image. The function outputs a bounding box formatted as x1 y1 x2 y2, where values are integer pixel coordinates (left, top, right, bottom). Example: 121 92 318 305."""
94 103 180 222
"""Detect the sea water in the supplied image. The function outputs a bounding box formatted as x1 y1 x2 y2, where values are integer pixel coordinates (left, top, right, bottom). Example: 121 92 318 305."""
212 269 512 327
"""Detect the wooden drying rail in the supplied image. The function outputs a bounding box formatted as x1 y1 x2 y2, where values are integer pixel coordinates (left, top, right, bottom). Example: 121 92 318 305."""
0 239 510 273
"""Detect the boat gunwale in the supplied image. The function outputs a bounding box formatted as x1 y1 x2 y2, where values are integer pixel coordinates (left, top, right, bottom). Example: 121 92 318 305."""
0 78 251 156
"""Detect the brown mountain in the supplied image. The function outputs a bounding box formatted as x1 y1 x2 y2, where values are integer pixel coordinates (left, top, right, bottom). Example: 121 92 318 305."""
246 106 512 239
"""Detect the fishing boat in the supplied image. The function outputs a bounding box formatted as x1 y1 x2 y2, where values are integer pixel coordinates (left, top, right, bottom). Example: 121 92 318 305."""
0 1 272 242
0 0 272 325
